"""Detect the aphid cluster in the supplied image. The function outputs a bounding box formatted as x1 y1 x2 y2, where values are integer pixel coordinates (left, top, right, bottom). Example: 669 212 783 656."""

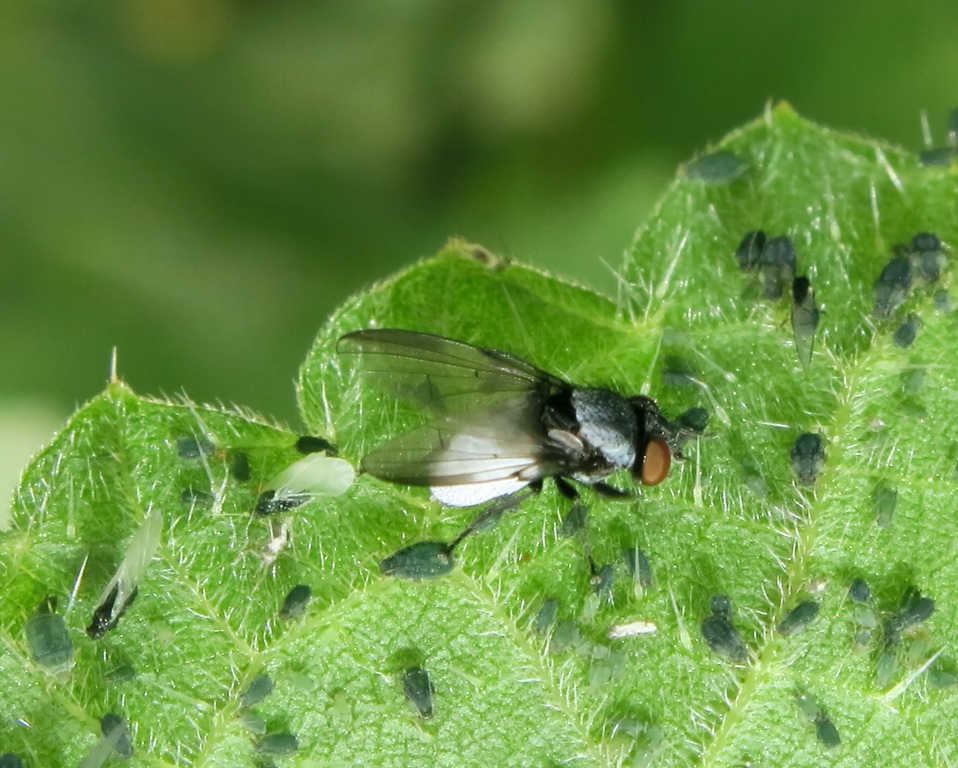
734 230 819 366
843 579 939 687
872 234 947 350
795 690 840 749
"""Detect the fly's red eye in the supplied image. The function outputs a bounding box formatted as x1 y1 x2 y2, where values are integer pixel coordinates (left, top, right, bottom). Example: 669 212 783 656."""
640 437 671 486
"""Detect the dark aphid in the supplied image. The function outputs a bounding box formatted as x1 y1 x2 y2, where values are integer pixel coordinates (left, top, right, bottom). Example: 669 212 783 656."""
25 596 73 670
873 483 898 528
0 754 23 768
560 503 589 537
255 454 354 516
279 584 312 621
675 407 709 434
735 230 767 272
88 507 162 639
534 598 559 635
337 329 680 509
230 452 251 482
815 716 841 749
403 666 435 718
848 579 871 604
176 436 216 459
379 541 455 580
295 435 338 455
897 587 935 630
933 288 951 313
624 546 653 592
790 433 826 486
777 600 820 636
911 231 942 254
911 234 944 284
78 720 128 768
684 150 748 183
920 146 956 166
100 713 133 759
590 562 614 598
256 733 299 756
873 255 912 318
241 675 275 708
790 276 819 367
105 664 137 683
758 236 797 300
701 595 747 662
892 314 921 348
701 615 747 662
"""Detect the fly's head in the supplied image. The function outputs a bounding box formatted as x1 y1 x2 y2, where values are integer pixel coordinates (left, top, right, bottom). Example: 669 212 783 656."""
628 396 673 487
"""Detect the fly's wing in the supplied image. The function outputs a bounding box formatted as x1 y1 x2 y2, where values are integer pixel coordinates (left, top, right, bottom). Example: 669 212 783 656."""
361 399 574 492
337 329 565 412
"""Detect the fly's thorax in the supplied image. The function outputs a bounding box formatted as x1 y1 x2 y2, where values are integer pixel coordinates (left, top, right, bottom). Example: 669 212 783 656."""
570 388 638 472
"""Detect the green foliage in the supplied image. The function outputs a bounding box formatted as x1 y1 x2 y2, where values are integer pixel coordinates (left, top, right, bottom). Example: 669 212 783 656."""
3 105 958 766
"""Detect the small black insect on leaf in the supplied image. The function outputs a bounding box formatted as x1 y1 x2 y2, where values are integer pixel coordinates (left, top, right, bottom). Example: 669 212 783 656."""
896 587 935 630
790 276 819 367
241 675 275 709
379 541 455 580
589 562 614 598
295 435 338 455
790 433 826 486
100 713 134 759
176 436 216 459
25 596 73 670
0 753 23 768
534 598 559 635
910 232 944 283
848 578 871 604
701 594 748 662
892 314 921 348
776 600 820 637
624 546 654 593
873 254 912 318
403 666 435 719
279 585 312 621
256 733 299 756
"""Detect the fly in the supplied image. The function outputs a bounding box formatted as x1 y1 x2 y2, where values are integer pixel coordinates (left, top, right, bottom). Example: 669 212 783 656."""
337 329 686 507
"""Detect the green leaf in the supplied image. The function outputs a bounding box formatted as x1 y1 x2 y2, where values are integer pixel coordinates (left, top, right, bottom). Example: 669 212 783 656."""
5 105 958 767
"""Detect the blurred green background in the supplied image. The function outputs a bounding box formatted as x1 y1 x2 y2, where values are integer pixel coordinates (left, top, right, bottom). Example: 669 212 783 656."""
2 0 958 500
